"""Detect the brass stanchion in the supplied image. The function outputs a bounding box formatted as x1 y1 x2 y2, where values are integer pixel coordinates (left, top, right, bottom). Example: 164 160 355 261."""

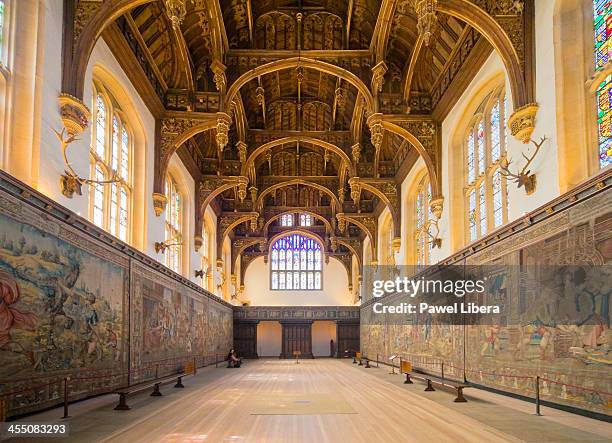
535 376 541 416
62 377 70 419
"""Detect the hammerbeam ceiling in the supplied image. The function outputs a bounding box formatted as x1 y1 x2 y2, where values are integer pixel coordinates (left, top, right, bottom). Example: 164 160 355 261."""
62 0 535 280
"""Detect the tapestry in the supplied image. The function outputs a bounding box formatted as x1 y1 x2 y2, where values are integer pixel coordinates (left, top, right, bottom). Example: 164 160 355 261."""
361 189 612 415
131 263 233 382
0 189 232 418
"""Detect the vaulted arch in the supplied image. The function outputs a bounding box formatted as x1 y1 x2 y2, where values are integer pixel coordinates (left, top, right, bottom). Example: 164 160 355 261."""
256 179 341 211
224 57 375 114
263 209 333 237
241 136 355 179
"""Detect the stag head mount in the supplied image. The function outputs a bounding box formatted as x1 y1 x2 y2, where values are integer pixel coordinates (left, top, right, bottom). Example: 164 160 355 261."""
55 128 121 198
499 136 547 195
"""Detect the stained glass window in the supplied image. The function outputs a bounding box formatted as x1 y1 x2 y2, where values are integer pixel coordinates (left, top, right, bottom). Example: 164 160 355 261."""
0 1 5 64
280 213 294 226
595 0 612 167
299 213 313 226
89 85 132 243
414 176 432 267
165 173 182 273
270 233 322 290
464 89 509 242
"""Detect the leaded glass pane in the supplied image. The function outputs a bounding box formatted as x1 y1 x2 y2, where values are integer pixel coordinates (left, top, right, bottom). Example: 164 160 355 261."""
479 183 487 236
467 131 475 183
469 189 477 241
95 96 106 159
270 233 323 290
491 101 501 162
121 127 129 181
477 120 485 174
493 170 504 228
597 75 612 167
112 117 119 172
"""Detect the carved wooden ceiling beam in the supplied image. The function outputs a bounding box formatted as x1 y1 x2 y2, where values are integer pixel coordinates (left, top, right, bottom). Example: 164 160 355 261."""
348 177 401 240
241 135 355 182
231 236 266 275
255 178 341 213
336 213 378 264
216 211 259 259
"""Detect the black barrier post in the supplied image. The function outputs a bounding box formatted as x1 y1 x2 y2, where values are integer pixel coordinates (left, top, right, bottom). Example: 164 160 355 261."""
62 377 70 419
376 353 379 367
365 358 370 368
441 362 445 383
535 376 541 416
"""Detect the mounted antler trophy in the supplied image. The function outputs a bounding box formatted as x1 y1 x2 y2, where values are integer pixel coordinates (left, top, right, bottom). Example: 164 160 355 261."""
55 128 121 198
500 136 547 195
425 218 442 249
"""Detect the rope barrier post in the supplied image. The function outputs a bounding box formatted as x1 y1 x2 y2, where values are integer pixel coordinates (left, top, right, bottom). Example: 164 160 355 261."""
215 354 218 368
441 362 445 383
62 377 70 419
0 397 6 422
535 376 541 416
376 353 379 368
194 356 197 375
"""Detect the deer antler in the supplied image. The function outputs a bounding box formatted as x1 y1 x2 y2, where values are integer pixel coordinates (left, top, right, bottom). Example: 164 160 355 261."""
499 136 547 193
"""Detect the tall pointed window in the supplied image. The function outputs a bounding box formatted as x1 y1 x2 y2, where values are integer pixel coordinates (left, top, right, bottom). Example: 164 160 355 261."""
414 175 433 268
270 233 322 290
594 0 612 168
0 1 7 66
201 224 210 289
89 84 132 243
299 213 312 226
280 213 294 226
165 173 183 273
464 89 509 242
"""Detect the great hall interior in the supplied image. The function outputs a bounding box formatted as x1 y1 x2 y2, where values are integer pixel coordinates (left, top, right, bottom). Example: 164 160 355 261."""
0 0 610 442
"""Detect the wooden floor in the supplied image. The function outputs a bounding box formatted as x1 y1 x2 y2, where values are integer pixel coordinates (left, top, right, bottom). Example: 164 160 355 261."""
9 359 612 443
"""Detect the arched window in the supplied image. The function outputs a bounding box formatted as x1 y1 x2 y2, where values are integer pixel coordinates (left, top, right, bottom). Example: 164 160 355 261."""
270 233 322 290
299 213 312 226
280 213 294 226
89 83 132 242
414 175 433 268
201 224 210 287
464 89 509 242
165 173 182 273
380 214 394 266
594 0 612 168
0 1 9 66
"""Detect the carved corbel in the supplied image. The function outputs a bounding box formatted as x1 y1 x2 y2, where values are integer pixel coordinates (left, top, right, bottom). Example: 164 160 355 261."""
392 237 401 253
337 214 347 233
429 197 444 220
371 61 388 93
236 141 247 164
367 113 384 151
194 234 204 252
210 60 227 93
152 193 168 216
249 186 258 205
58 94 90 136
216 112 232 154
348 177 362 207
415 0 438 46
330 236 338 252
351 143 361 164
507 103 539 143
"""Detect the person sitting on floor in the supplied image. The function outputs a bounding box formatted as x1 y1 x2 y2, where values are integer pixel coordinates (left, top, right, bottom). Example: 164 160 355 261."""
226 348 235 368
230 351 241 368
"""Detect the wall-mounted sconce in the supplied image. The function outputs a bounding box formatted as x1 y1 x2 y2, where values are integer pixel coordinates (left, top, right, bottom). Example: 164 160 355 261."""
500 136 547 195
55 128 121 198
154 239 183 254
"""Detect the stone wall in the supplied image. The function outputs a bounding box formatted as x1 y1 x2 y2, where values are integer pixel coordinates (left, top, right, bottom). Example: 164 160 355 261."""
0 173 232 418
361 175 612 416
